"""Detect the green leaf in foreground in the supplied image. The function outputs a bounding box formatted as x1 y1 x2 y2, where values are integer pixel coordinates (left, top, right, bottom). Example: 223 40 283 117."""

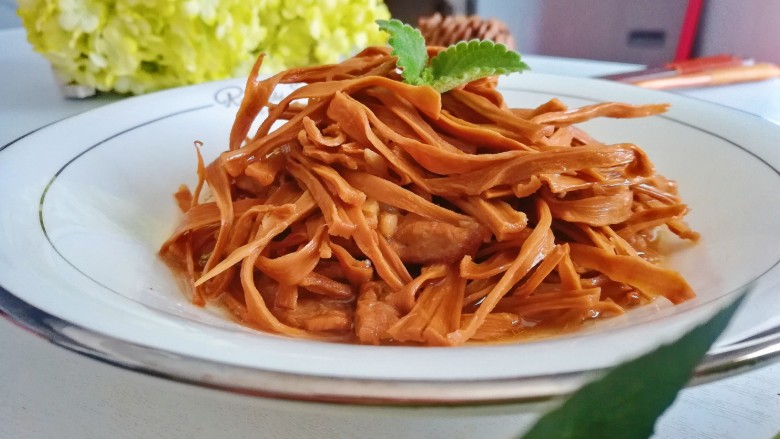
520 294 746 439
376 19 428 85
425 39 529 92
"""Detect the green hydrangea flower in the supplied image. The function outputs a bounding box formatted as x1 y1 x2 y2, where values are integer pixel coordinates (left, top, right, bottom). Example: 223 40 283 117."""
17 0 390 94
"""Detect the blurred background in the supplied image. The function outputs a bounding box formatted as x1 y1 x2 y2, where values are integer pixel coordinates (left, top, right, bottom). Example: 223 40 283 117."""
386 0 780 65
0 0 16 29
3 0 778 66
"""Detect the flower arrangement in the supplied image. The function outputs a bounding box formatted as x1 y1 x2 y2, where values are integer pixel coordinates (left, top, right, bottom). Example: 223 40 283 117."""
17 0 390 95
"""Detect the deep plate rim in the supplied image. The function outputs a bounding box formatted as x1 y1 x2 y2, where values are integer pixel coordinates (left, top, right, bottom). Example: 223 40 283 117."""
2 281 778 405
2 73 780 404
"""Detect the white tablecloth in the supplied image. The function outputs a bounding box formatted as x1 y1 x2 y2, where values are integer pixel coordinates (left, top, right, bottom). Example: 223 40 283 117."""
1 27 779 439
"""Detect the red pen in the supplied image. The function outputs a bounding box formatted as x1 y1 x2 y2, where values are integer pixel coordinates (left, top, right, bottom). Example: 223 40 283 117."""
634 63 780 89
600 54 744 83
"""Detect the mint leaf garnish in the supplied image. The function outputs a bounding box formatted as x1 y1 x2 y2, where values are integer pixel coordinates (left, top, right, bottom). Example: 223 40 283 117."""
376 19 428 85
426 39 529 92
519 293 747 439
376 19 529 92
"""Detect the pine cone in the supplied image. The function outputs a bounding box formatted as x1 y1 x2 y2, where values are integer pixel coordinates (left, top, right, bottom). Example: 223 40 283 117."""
417 13 515 49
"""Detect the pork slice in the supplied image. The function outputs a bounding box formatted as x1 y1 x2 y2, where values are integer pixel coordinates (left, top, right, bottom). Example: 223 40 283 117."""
354 282 401 345
390 215 489 265
276 299 352 333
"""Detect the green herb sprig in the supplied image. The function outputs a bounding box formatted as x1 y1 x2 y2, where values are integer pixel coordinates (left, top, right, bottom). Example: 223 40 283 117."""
376 19 529 92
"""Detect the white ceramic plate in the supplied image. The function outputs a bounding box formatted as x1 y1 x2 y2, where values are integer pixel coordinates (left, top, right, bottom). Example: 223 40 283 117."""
1 73 779 404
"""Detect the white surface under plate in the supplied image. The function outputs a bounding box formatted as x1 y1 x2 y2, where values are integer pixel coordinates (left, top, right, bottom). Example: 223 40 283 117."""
0 73 779 404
